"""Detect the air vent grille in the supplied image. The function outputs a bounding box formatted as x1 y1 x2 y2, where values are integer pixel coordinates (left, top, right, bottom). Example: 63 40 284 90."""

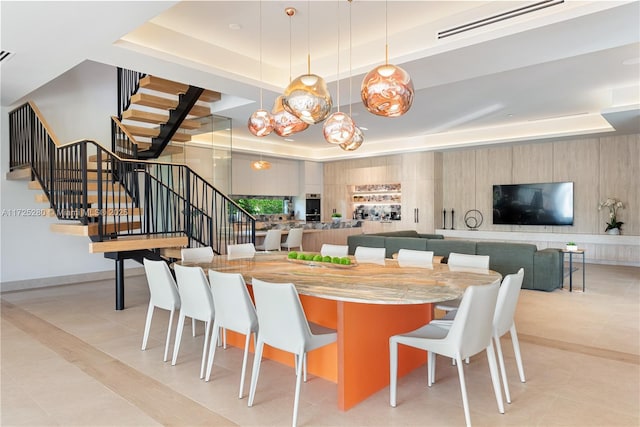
0 50 15 63
438 0 564 39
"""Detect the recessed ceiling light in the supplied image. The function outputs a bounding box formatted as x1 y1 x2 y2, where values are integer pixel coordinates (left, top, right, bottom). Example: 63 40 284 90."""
359 127 368 131
284 138 295 142
229 23 242 30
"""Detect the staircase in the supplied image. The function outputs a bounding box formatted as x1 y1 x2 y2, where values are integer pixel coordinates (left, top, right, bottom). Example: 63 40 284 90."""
7 100 255 310
115 71 222 159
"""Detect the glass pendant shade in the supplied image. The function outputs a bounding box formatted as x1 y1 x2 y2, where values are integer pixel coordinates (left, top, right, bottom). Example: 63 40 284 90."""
283 74 333 124
340 126 364 151
361 63 414 117
250 160 272 171
323 112 355 145
271 96 309 137
247 109 275 137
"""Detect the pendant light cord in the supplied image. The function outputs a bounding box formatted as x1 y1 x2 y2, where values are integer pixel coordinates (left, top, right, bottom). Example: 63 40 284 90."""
336 0 341 111
259 0 264 108
349 0 353 116
385 0 389 65
307 0 311 75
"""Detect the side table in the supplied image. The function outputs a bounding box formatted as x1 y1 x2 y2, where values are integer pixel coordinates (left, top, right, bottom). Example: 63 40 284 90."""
561 249 585 292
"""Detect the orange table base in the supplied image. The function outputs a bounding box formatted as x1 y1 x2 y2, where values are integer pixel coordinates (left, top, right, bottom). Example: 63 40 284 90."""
224 293 432 411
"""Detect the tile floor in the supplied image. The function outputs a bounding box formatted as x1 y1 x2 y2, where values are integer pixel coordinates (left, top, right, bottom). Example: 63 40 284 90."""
1 263 638 426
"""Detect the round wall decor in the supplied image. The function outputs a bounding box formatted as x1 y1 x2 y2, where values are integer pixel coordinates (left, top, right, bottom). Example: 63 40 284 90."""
464 209 483 230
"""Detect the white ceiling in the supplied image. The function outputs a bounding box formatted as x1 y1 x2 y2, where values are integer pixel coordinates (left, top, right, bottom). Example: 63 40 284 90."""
2 1 639 161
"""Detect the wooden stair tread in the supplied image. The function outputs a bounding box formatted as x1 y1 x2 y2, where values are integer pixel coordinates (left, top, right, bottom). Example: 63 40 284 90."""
123 124 192 143
130 93 211 117
89 234 188 253
35 193 133 204
28 180 42 190
44 207 142 218
50 221 142 236
139 75 221 103
6 168 31 180
160 247 183 259
122 110 202 130
135 142 184 156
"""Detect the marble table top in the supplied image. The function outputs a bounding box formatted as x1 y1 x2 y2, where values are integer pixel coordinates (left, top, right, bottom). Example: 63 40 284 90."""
177 253 501 305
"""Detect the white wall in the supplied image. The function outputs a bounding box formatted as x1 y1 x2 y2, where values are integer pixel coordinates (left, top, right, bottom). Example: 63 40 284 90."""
1 61 138 289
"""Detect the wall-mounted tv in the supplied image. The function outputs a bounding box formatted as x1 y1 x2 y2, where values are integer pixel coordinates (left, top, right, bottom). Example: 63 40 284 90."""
493 182 574 226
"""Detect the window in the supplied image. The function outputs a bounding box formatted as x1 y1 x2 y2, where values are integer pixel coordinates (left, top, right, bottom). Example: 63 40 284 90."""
234 197 286 215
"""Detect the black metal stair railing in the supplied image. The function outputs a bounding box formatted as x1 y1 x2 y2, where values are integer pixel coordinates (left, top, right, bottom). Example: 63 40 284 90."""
117 67 145 119
8 101 255 253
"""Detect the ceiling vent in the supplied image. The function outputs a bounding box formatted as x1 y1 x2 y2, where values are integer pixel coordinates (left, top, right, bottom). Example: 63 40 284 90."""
0 50 15 64
438 0 564 39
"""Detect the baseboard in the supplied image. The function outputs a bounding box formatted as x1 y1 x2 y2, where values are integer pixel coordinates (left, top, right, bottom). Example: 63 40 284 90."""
0 267 145 293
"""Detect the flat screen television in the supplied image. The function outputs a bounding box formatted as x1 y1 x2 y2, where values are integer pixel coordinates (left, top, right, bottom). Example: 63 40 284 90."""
493 182 574 226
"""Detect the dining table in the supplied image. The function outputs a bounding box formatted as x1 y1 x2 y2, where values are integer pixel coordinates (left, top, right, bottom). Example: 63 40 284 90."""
177 252 501 410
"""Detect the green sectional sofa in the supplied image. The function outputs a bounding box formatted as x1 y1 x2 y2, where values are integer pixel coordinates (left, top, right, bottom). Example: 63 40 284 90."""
347 230 562 291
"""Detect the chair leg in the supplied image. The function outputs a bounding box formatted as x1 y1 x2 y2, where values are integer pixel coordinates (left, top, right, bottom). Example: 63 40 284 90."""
141 302 154 351
205 322 220 381
303 353 307 383
248 340 264 407
163 309 175 362
171 314 186 366
455 355 472 427
428 351 436 386
238 331 252 399
510 325 526 383
292 351 304 427
200 320 212 379
389 338 398 407
486 341 505 414
494 334 511 404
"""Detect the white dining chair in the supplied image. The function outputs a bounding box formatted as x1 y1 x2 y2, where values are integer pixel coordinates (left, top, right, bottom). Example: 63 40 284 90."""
354 246 386 264
141 258 181 362
320 244 349 257
255 229 283 252
389 280 503 427
396 249 434 266
227 243 256 258
248 278 337 427
172 264 216 379
436 253 490 313
433 268 526 404
181 246 214 262
281 227 304 251
180 246 215 337
206 270 259 398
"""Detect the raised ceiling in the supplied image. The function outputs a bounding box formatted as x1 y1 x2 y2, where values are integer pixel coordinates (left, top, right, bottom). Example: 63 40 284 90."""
2 1 639 161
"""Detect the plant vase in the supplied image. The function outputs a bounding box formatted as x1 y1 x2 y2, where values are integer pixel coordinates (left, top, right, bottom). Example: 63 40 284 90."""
607 228 620 235
566 244 578 252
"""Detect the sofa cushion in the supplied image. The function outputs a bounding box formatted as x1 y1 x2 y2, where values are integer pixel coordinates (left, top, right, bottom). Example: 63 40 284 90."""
476 242 536 288
347 235 387 255
384 237 428 259
426 240 477 257
371 230 420 238
418 233 444 239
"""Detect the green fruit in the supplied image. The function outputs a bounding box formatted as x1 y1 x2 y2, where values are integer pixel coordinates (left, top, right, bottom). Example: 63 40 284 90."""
340 257 351 265
313 255 323 262
288 251 298 259
297 253 306 260
332 257 341 264
322 255 332 263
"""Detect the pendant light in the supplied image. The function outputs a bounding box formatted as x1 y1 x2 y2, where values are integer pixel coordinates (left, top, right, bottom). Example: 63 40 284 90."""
282 1 333 124
248 0 274 136
272 7 309 137
323 0 355 145
251 158 272 171
340 0 364 152
360 0 414 117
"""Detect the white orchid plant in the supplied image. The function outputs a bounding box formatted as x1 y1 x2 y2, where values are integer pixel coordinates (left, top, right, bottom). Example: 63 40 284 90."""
598 198 625 232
